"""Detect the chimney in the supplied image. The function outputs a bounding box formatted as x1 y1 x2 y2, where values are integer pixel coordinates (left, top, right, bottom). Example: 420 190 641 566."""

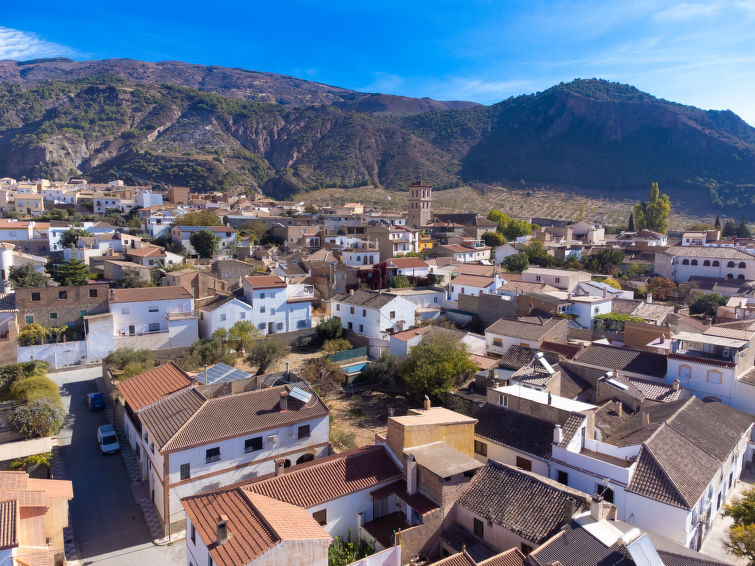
547 391 552 405
406 455 418 495
563 498 577 521
616 402 623 417
553 424 563 445
216 515 229 545
642 411 650 425
274 458 286 477
672 379 680 391
423 395 431 411
646 293 653 304
279 390 288 412
590 496 611 521
349 288 355 295
286 362 290 379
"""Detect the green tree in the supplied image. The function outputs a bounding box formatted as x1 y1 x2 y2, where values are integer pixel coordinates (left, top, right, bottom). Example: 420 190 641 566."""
238 220 270 243
633 182 671 234
627 213 635 231
10 399 64 438
388 274 411 288
503 252 529 273
304 204 318 214
738 214 751 238
487 210 533 241
481 231 504 247
583 248 625 274
59 228 94 248
689 292 728 317
173 210 221 226
317 318 343 341
17 323 48 346
190 229 221 258
104 348 155 372
722 219 738 237
8 265 46 289
724 488 755 526
9 376 60 404
522 240 558 267
400 335 476 399
227 320 260 354
359 353 401 389
723 489 755 561
120 268 153 288
300 357 345 396
246 339 288 375
715 216 721 230
49 258 91 286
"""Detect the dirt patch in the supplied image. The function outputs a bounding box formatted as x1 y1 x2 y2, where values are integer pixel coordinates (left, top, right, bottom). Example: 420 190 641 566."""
328 390 413 448
234 348 325 376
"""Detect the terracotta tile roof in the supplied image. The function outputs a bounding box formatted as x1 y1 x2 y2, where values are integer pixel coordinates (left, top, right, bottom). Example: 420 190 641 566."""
457 461 591 545
390 257 428 269
442 244 481 254
660 245 754 260
431 551 476 566
450 274 495 288
242 445 402 508
704 326 755 340
125 246 166 257
625 376 684 403
0 490 46 508
558 413 587 448
25 478 73 500
109 286 193 303
368 480 439 515
0 473 28 491
242 274 287 289
573 344 667 378
529 521 634 566
479 549 527 566
115 362 194 412
161 385 329 452
244 492 330 541
485 317 563 342
0 500 16 550
332 289 398 309
469 354 499 370
475 404 555 460
196 294 236 312
138 388 206 449
540 341 582 359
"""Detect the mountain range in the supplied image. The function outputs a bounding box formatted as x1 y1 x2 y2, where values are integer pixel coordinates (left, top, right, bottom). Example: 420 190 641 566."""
0 58 753 211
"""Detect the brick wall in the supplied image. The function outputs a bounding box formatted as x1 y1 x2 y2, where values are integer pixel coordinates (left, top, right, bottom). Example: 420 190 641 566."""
16 283 109 329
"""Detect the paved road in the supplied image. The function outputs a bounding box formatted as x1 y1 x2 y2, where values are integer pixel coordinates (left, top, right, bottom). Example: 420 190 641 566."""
52 367 184 566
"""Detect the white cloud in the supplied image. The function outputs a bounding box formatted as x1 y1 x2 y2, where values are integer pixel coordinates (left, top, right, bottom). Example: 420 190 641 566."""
652 2 722 22
0 26 76 61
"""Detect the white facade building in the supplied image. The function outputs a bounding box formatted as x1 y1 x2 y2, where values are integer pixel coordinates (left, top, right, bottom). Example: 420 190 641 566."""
242 275 314 334
331 290 416 339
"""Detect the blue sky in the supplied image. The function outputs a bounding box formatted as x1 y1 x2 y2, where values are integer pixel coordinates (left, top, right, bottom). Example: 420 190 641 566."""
3 1 755 124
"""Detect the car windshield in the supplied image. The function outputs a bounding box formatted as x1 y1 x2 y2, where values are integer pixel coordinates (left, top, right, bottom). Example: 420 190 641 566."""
102 435 118 445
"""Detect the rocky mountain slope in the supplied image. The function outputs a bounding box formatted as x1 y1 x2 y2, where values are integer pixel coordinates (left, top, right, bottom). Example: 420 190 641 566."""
0 62 753 210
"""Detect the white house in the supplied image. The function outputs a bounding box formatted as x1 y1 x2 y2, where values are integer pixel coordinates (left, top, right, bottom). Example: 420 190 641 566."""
493 243 520 265
485 316 566 356
116 366 330 535
197 294 255 338
135 191 163 208
331 289 416 338
448 274 502 301
242 274 314 334
388 256 429 277
573 280 633 300
342 245 379 267
108 286 198 347
567 295 613 329
522 268 591 292
655 246 755 283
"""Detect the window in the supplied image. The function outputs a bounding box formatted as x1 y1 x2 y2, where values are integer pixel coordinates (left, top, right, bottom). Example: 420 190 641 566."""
49 312 57 319
148 306 159 312
276 322 283 330
740 262 747 268
219 314 227 321
728 261 736 268
474 440 487 456
712 260 720 267
148 323 160 332
180 463 191 480
240 312 245 319
205 447 221 463
739 274 746 280
121 307 130 315
258 323 266 330
25 315 33 324
691 259 698 266
706 370 722 384
359 324 364 332
555 277 561 283
350 306 355 314
260 292 266 299
362 309 366 317
245 436 263 453
557 470 569 485
57 290 67 300
190 523 196 544
297 320 307 328
682 259 689 265
80 310 87 316
703 260 711 266
493 338 503 346
498 394 508 407
348 322 353 330
336 304 341 311
390 311 395 319
312 509 327 526
516 456 532 471
260 306 266 313
298 425 310 439
31 292 40 302
473 518 484 538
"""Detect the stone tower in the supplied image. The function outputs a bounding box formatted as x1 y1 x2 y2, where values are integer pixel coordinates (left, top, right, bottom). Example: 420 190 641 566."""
407 181 432 228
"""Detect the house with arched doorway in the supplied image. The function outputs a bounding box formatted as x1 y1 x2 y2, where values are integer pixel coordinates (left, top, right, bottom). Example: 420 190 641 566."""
654 246 755 282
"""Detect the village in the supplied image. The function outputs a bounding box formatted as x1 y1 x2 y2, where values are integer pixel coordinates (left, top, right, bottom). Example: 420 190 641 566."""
0 175 753 566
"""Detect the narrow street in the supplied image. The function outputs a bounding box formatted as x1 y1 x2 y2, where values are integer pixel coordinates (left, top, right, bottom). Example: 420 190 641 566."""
51 366 184 566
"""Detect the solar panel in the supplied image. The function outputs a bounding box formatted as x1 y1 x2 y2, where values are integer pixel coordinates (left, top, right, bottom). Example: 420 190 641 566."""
202 363 252 384
606 377 629 391
289 386 312 403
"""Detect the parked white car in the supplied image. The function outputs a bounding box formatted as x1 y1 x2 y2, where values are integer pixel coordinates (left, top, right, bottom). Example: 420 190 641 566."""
97 424 120 454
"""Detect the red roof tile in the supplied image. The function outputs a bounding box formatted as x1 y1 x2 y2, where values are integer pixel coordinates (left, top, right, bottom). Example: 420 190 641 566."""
242 445 401 508
109 286 193 303
450 274 494 288
0 500 16 550
390 257 429 269
243 274 287 289
115 362 194 412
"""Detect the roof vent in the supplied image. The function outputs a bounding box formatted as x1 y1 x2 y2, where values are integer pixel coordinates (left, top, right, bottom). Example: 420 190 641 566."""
553 424 563 445
279 390 288 412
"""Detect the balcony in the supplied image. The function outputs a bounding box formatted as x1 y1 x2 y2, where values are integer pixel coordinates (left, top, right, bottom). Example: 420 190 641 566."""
287 284 315 303
166 310 198 321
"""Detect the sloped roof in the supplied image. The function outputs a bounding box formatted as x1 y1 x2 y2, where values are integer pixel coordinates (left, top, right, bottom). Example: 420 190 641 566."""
390 257 429 269
115 362 194 412
196 294 236 312
450 274 495 288
332 289 399 309
242 274 287 289
109 286 193 303
573 344 667 378
457 461 591 545
660 245 754 259
475 404 555 460
243 445 402 508
485 317 562 341
529 521 634 566
161 385 329 452
138 387 206 449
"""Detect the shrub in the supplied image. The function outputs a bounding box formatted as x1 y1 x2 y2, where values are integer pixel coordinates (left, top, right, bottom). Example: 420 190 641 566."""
301 358 346 396
690 293 728 318
0 361 48 394
246 340 288 375
104 348 156 371
400 335 476 399
9 452 52 472
330 427 357 452
323 339 352 354
9 376 60 404
18 323 47 346
388 274 411 288
316 317 343 341
10 400 64 438
120 362 151 380
359 353 401 389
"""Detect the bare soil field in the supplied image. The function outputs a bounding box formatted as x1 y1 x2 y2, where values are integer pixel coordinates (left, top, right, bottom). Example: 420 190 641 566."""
328 390 413 448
